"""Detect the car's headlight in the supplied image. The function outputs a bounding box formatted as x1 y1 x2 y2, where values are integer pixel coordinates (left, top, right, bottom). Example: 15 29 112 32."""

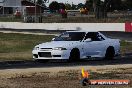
53 47 67 50
34 47 39 50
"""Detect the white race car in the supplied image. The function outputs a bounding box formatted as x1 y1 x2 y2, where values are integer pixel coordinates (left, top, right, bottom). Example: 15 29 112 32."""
32 31 120 62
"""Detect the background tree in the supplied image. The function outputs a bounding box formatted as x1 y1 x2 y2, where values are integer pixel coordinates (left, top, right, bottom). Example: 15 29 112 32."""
37 0 44 5
71 3 77 10
109 0 122 11
59 3 65 9
85 0 132 19
122 0 132 10
85 0 111 19
65 3 72 10
77 3 85 9
85 0 93 11
126 0 132 10
49 1 60 12
94 0 101 19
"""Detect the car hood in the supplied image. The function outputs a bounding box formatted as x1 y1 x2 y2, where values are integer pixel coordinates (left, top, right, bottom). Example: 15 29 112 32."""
36 41 79 48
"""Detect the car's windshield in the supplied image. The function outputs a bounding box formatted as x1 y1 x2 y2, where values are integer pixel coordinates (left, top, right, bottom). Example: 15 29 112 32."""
54 32 86 41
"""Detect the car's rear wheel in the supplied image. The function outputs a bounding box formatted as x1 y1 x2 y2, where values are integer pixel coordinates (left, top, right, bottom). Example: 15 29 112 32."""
105 47 115 60
69 48 80 62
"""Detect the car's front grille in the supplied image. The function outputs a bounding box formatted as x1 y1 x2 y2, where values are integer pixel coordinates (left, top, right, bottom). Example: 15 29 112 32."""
38 52 51 57
40 48 52 51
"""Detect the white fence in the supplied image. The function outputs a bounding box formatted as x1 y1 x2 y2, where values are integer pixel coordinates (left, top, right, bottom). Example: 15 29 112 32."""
0 22 125 32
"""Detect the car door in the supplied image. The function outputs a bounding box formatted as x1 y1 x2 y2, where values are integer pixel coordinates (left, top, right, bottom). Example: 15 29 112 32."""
83 32 105 57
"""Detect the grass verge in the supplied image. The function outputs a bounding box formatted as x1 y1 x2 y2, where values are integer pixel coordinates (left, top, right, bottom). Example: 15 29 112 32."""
0 32 54 61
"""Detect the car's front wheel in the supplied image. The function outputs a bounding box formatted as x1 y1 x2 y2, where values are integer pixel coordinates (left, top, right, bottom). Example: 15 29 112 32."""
105 47 115 60
69 48 80 62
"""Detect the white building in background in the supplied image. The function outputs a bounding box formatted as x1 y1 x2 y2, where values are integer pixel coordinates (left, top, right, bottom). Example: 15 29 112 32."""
0 0 45 15
0 0 4 6
0 0 22 14
0 0 21 7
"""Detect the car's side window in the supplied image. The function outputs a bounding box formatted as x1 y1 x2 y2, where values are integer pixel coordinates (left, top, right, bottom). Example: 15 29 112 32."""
85 32 104 41
98 34 105 41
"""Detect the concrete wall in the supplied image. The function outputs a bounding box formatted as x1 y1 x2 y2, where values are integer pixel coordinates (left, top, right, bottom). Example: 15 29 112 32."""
0 22 126 32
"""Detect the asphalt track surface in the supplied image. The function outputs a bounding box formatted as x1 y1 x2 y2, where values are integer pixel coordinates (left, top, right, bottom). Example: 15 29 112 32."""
0 55 131 70
0 31 131 71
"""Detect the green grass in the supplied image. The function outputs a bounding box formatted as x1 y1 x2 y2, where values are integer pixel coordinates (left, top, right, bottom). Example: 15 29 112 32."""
0 32 131 61
120 40 132 55
0 32 54 61
0 16 22 22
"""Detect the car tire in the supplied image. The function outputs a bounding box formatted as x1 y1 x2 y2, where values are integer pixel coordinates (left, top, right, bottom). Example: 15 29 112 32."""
105 47 115 60
69 48 80 62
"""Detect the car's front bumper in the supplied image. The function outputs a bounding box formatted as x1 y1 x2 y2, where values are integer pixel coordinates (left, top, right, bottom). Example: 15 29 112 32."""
32 50 71 60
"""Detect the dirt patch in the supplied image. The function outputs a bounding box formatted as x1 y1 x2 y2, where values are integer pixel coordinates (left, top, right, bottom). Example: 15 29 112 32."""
0 68 132 88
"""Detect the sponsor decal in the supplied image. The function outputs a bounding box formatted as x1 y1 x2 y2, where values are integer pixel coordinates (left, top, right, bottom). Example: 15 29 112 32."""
80 68 130 86
125 22 132 32
90 80 130 85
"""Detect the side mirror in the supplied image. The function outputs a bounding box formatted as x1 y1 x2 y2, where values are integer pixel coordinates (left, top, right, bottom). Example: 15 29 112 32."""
52 38 55 41
84 38 92 42
52 35 59 41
